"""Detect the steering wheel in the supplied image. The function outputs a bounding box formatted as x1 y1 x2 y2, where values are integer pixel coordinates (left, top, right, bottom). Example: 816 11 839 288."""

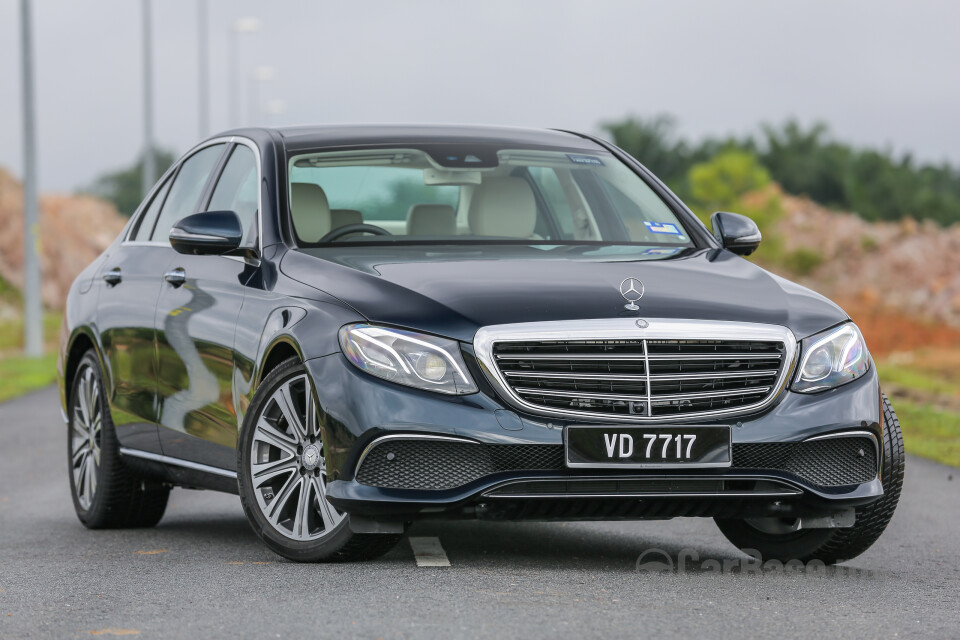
318 223 392 243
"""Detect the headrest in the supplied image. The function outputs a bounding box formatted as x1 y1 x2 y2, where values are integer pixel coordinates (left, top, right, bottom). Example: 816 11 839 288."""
407 204 456 236
468 177 537 237
290 182 331 243
331 209 363 229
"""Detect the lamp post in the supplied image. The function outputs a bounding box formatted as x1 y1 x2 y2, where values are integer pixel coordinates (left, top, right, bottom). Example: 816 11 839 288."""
228 17 260 127
141 0 155 197
197 0 209 137
19 0 42 357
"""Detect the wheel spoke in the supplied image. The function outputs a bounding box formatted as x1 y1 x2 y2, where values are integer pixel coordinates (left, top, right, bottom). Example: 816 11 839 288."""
77 375 91 426
312 476 338 532
253 418 298 456
87 454 98 497
251 457 298 486
72 443 89 466
293 478 312 538
305 390 319 440
275 380 308 442
266 473 301 526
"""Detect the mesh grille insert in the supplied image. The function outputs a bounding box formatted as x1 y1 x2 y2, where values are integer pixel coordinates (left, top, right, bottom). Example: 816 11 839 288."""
354 435 878 491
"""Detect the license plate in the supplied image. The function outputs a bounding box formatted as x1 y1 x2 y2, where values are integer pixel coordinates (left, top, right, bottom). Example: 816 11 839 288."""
565 425 732 468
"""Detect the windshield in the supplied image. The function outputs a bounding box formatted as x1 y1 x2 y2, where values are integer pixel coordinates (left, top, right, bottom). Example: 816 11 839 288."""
287 147 695 248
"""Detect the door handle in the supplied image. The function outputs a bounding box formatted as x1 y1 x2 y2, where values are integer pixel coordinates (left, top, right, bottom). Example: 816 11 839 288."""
164 268 186 287
102 267 122 286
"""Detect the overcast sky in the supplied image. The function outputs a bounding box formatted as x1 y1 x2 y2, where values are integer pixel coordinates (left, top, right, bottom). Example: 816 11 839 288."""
1 0 959 192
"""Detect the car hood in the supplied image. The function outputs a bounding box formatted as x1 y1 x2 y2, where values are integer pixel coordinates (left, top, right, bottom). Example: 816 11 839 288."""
280 246 847 342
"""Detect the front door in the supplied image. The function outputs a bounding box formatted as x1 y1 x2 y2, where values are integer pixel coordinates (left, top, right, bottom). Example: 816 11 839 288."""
153 142 261 469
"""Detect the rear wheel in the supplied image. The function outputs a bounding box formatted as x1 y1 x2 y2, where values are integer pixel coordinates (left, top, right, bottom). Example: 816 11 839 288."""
715 392 905 564
237 357 402 562
67 350 169 528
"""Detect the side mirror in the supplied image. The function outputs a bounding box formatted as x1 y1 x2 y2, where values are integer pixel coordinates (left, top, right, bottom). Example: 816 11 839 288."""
710 211 762 256
169 211 244 256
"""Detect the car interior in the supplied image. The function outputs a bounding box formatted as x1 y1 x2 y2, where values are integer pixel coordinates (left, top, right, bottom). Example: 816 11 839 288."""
287 148 691 246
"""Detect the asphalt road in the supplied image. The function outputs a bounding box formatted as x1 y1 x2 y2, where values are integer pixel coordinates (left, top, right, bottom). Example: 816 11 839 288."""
1 387 958 639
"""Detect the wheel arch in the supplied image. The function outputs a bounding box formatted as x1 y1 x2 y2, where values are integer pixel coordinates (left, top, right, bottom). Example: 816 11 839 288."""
62 327 105 409
256 337 304 388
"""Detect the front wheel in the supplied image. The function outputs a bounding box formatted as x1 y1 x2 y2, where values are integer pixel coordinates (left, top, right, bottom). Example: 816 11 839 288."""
715 392 905 564
237 357 402 562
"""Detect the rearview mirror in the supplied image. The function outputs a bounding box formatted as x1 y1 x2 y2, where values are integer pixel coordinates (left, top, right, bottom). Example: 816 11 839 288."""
710 211 762 256
169 211 244 256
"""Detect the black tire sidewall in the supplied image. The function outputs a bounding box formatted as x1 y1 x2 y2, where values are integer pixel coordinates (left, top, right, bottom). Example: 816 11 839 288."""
66 351 111 526
236 357 356 562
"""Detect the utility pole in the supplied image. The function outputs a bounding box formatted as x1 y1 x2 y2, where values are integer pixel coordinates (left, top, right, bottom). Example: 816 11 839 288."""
198 0 209 137
142 0 156 197
19 0 42 358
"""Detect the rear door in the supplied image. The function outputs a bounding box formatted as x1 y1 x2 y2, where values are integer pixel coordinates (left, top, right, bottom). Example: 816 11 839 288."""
153 142 260 470
96 176 175 454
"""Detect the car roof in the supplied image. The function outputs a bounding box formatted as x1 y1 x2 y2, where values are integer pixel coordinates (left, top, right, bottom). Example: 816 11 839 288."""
218 123 605 153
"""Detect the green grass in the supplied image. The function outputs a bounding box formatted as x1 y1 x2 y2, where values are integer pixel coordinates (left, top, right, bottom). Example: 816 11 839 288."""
877 362 958 397
896 400 960 468
0 353 58 404
0 312 62 352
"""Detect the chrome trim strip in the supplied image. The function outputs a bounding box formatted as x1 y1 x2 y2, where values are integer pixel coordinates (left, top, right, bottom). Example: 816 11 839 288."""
482 475 804 499
803 429 881 470
119 447 238 479
354 433 479 475
515 386 770 403
474 318 798 423
122 135 263 256
503 369 780 382
495 352 781 361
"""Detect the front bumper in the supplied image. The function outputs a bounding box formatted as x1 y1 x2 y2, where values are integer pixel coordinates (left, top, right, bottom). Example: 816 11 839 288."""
306 353 883 521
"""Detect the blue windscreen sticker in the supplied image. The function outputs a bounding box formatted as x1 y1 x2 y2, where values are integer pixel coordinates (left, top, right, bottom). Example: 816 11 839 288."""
643 221 681 235
567 154 605 167
643 247 681 256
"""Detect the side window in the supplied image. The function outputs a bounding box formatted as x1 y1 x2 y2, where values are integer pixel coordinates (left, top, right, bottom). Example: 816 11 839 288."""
208 145 258 245
130 176 172 241
150 144 226 243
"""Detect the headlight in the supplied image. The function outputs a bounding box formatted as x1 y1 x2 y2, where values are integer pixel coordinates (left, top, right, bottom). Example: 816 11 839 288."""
339 323 478 395
792 323 870 393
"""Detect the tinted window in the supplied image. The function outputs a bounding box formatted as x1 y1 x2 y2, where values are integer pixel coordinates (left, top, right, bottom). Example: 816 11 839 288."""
131 176 172 241
150 144 225 243
208 145 258 245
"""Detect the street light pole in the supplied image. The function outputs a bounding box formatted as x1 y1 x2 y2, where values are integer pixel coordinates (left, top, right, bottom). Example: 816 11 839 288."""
19 0 42 357
197 0 209 137
141 0 156 197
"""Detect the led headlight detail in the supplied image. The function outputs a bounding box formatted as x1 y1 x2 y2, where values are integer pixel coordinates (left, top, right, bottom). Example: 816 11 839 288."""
339 324 478 395
792 323 870 393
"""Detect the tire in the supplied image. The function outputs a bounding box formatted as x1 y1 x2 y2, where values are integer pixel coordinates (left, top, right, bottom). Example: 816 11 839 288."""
715 392 905 564
67 349 170 528
237 357 402 562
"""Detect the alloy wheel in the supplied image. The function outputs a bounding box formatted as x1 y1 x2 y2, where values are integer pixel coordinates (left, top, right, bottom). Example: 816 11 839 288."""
71 365 102 511
249 374 345 541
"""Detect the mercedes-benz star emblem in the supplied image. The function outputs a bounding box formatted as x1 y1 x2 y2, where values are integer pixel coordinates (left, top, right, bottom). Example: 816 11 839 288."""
619 278 645 311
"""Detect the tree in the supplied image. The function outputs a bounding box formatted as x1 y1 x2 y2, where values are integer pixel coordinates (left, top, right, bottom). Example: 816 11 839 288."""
85 148 176 216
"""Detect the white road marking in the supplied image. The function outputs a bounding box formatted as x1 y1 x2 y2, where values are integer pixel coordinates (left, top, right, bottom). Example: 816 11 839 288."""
408 536 450 567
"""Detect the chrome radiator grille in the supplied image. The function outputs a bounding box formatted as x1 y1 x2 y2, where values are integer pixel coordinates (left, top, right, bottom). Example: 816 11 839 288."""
491 338 786 419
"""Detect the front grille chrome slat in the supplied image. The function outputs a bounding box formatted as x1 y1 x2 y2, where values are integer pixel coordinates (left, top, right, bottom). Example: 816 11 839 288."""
486 328 790 420
495 353 781 361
